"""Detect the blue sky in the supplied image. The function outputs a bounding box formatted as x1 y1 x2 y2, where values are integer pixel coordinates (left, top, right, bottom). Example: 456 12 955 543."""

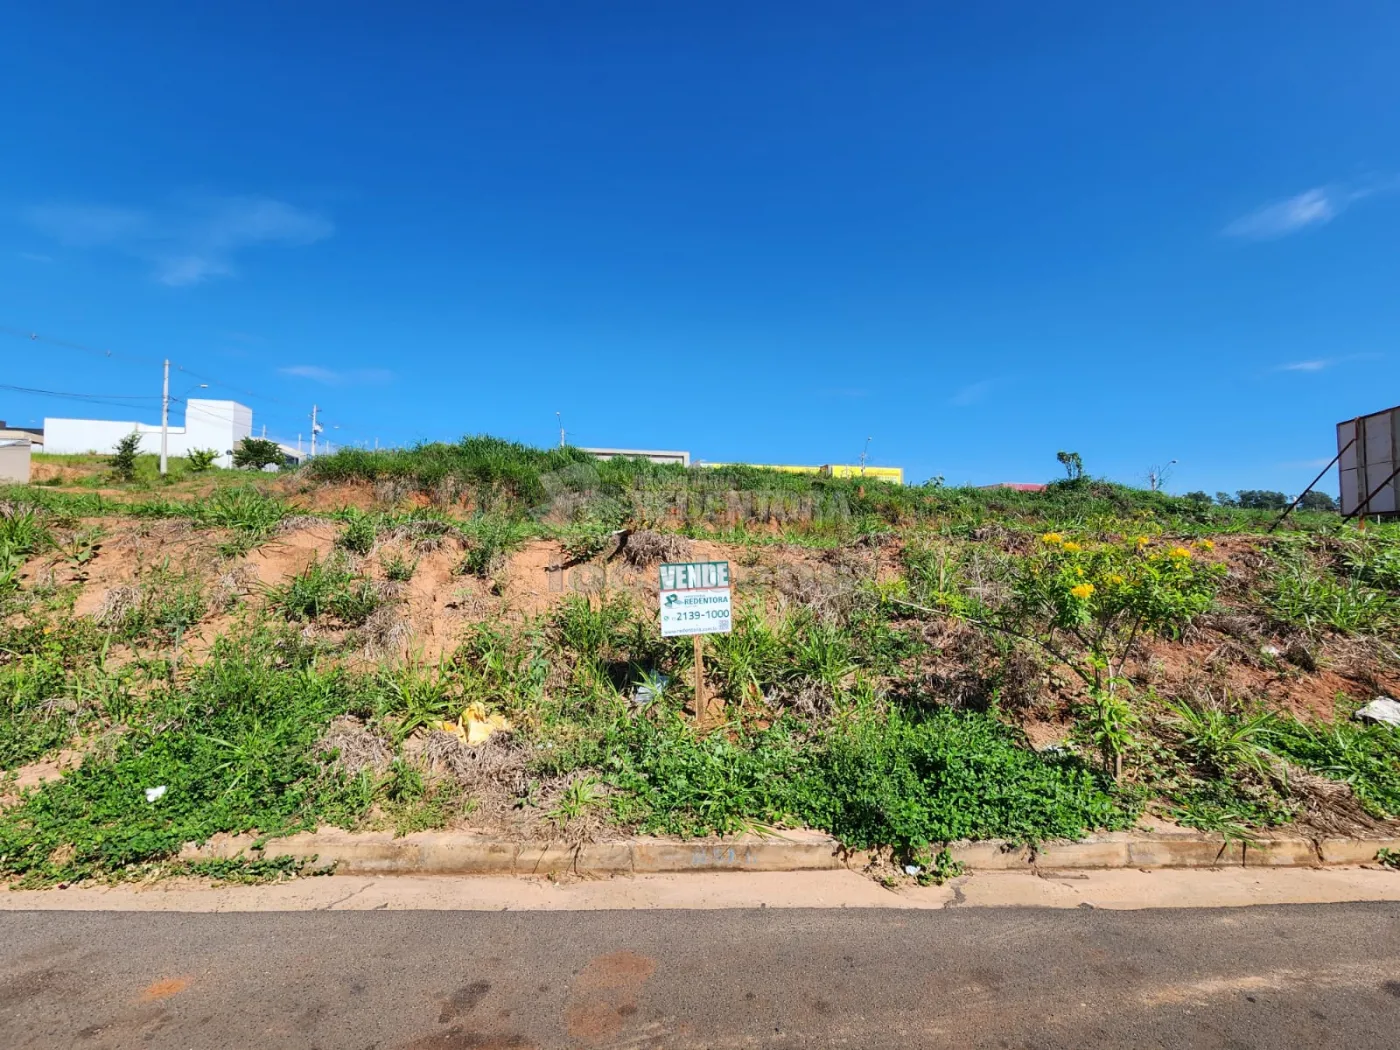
4 1 1399 494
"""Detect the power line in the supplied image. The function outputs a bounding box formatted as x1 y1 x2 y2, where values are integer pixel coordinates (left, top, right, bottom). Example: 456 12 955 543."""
0 383 164 413
1 382 158 401
3 322 385 448
0 324 164 367
1 325 295 410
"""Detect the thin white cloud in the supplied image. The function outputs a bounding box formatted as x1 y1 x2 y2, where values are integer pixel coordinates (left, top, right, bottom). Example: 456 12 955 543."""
1279 457 1333 470
280 365 393 386
950 379 993 407
17 251 53 263
1275 352 1381 373
1225 188 1338 239
25 196 333 285
1225 179 1396 241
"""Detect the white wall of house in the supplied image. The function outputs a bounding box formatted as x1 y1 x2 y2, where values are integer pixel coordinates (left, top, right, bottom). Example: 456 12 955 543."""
43 400 253 469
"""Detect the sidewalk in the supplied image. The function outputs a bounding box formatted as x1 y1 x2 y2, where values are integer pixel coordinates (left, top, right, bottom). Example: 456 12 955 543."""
4 866 1399 913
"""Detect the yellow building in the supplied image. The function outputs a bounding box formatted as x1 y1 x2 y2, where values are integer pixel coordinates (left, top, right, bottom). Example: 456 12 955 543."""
702 462 904 485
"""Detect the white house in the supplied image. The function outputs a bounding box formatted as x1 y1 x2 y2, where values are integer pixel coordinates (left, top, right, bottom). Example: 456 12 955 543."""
44 399 253 469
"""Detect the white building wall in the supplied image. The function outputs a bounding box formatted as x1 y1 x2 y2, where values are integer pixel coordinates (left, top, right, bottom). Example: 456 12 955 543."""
44 400 253 469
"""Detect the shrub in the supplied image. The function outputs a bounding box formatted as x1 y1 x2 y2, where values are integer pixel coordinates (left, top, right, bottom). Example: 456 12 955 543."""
186 448 219 473
110 432 142 482
232 437 284 471
966 535 1222 704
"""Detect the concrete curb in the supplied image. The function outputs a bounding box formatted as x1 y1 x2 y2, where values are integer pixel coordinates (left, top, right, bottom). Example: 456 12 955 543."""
183 828 1400 877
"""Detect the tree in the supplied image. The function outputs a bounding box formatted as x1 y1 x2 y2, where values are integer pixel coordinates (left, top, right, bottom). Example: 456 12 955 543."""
1234 489 1289 510
1299 491 1338 512
1215 491 1237 507
233 437 284 471
110 432 142 482
186 448 219 473
1183 491 1212 505
1056 450 1084 481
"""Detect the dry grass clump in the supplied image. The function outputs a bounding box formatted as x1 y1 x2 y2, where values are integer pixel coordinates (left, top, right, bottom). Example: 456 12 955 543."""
109 519 192 550
211 564 258 611
356 604 413 657
93 584 141 627
418 730 529 793
1285 769 1393 838
373 477 416 505
772 563 863 624
622 529 692 568
277 514 327 535
387 520 459 555
314 716 392 776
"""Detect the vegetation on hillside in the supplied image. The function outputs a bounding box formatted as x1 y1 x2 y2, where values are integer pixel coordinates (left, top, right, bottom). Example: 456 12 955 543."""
0 440 1393 887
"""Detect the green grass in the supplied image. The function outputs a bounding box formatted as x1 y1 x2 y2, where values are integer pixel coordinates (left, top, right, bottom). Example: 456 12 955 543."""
1270 718 1400 817
602 702 1137 848
268 555 382 626
0 630 372 884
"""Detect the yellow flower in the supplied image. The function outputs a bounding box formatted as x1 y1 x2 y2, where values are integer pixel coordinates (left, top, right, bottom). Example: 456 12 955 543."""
1075 566 1085 576
1070 583 1095 600
1041 532 1064 545
42 626 54 635
1062 541 1082 553
1135 535 1150 547
1168 546 1192 560
1107 573 1125 585
1197 539 1215 551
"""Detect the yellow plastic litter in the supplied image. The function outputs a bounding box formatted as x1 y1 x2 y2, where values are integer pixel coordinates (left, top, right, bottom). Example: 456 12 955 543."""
440 703 512 745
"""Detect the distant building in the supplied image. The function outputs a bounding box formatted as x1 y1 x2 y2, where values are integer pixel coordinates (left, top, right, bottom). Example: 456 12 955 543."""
580 447 691 467
0 438 31 483
703 462 905 485
43 399 253 469
0 421 43 450
981 483 1048 493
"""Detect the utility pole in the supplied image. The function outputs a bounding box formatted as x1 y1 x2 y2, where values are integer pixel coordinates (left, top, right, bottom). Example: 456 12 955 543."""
159 359 171 476
858 436 872 476
556 411 565 448
310 405 319 458
1147 459 1178 492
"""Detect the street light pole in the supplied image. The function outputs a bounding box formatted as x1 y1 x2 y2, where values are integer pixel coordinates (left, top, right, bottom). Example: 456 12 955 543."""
159 359 171 476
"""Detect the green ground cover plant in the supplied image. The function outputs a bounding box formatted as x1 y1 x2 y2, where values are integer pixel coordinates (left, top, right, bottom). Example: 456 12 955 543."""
0 631 374 884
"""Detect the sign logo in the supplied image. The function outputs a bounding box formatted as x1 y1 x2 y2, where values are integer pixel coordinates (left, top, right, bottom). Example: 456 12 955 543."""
658 560 732 637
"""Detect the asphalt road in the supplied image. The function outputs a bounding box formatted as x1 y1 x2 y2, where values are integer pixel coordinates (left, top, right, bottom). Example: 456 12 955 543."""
2 903 1399 1049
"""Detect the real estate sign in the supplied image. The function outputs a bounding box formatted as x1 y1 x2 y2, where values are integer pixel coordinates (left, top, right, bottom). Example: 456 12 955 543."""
659 560 732 637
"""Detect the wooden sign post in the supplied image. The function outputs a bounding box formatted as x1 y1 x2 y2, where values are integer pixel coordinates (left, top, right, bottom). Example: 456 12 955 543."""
693 634 706 721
